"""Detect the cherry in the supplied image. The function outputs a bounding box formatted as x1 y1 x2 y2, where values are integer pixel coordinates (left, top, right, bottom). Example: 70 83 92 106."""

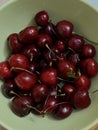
36 33 52 49
0 61 12 80
11 95 33 117
31 83 49 103
43 96 58 114
56 20 73 39
80 58 98 77
23 44 40 61
55 40 67 53
57 59 75 79
40 67 57 86
15 71 37 91
18 26 38 44
42 22 56 38
74 74 91 90
67 52 80 66
68 34 85 52
9 54 29 71
81 44 96 58
61 84 76 101
35 10 49 27
27 61 38 73
2 80 17 98
8 33 23 53
72 90 91 109
55 102 72 119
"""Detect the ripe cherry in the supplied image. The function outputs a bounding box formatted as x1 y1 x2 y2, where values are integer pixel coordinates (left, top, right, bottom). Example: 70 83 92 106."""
37 33 52 49
74 74 91 90
8 33 23 53
2 80 17 98
23 44 40 61
55 102 72 119
9 54 29 71
72 90 91 109
81 44 96 58
35 10 49 27
43 96 58 114
31 83 49 103
0 61 12 80
40 67 57 86
18 26 38 44
57 59 75 79
15 71 37 91
56 20 73 39
11 95 33 117
68 34 85 52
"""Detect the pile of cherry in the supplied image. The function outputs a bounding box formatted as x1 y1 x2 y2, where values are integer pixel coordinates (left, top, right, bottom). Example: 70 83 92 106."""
0 10 98 119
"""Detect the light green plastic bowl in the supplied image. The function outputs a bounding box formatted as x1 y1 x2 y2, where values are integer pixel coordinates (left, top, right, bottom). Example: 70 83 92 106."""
0 0 98 130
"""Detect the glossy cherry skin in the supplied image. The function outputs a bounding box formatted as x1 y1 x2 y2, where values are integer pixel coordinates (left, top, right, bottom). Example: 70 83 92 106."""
40 67 57 86
18 26 38 44
15 72 37 91
35 10 49 27
31 83 49 103
56 20 73 39
8 33 23 53
61 84 76 101
37 33 52 49
2 80 17 98
23 44 40 61
67 52 80 66
11 95 33 117
57 59 75 79
9 54 29 70
80 58 98 77
0 61 12 80
43 96 58 114
55 103 72 119
72 90 91 109
68 34 85 52
81 44 96 58
74 74 91 90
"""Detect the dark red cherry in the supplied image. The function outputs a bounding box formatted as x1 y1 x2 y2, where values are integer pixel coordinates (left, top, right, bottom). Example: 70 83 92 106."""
67 52 80 66
2 80 17 98
72 90 91 109
43 96 58 114
56 20 73 39
31 83 49 103
23 44 40 61
9 54 29 70
74 74 91 90
85 58 98 77
11 95 33 117
55 40 67 53
8 33 23 53
37 33 52 49
15 72 37 91
81 44 96 58
55 103 72 119
18 26 38 44
35 10 49 27
40 67 57 86
57 59 75 79
68 34 85 52
27 62 38 73
61 84 76 101
0 61 12 80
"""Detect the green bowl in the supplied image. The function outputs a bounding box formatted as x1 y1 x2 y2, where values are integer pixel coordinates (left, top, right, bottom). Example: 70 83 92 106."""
0 0 98 130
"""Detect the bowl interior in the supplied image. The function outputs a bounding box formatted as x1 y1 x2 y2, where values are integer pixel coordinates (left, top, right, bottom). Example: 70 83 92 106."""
0 0 98 130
